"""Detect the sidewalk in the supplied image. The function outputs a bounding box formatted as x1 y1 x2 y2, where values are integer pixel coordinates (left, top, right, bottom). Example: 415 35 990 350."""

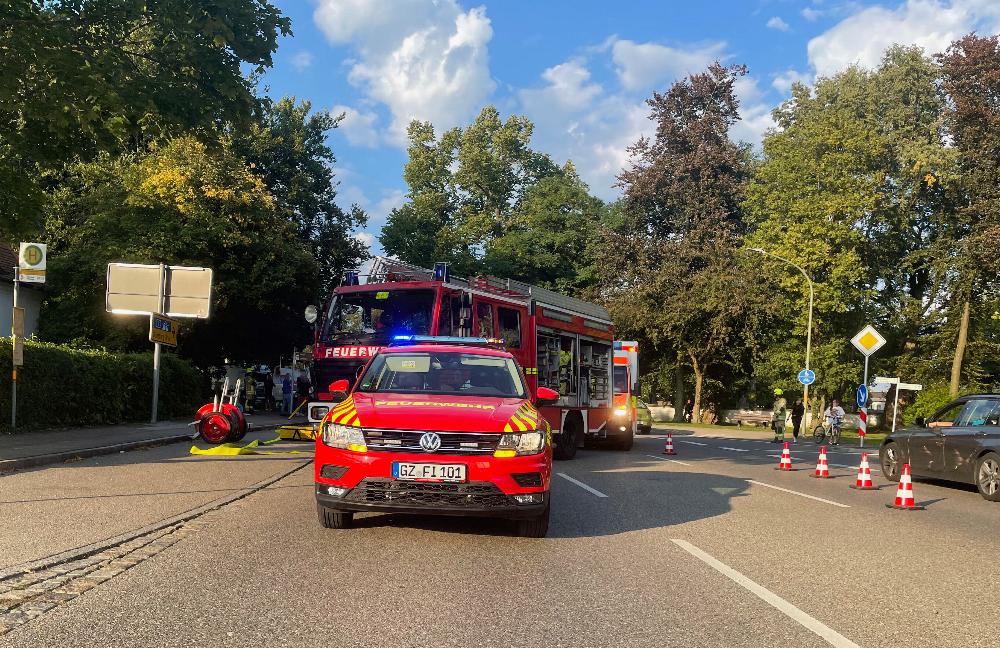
0 412 295 472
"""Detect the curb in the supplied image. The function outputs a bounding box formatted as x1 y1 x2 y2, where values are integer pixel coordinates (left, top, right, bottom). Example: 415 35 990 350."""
0 457 309 581
0 423 283 473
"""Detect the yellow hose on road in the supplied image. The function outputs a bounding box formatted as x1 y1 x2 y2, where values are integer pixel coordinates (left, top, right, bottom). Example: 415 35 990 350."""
189 437 305 456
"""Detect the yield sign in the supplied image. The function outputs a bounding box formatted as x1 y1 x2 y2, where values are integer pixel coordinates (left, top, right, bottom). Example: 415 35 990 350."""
851 325 885 357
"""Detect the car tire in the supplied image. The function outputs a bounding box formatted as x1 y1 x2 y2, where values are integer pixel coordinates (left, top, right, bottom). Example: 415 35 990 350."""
554 416 580 460
975 452 1000 502
880 442 901 483
516 501 550 538
317 505 353 529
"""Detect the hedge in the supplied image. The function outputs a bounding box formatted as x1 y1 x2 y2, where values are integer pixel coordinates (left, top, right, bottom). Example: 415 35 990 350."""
0 338 207 433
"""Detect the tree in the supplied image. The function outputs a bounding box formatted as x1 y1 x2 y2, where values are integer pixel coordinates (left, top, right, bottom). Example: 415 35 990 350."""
939 34 1000 395
40 135 319 365
1 0 291 237
230 97 368 295
608 63 765 420
380 106 566 279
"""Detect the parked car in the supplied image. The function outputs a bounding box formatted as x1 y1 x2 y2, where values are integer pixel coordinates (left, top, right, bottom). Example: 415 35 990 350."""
879 394 1000 500
636 399 653 434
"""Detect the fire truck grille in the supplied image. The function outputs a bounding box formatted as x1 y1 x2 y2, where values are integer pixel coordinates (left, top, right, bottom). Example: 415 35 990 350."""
343 479 512 509
362 429 501 455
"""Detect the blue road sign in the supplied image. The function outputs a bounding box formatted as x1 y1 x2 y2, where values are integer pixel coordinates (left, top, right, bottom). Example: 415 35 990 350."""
856 384 868 408
798 369 816 385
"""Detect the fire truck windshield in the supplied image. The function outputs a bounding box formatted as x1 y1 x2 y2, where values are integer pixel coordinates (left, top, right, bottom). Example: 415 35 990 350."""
613 366 629 394
322 289 435 343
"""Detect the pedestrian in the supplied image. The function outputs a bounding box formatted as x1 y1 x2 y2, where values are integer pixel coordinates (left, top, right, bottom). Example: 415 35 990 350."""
244 368 256 414
771 388 787 442
282 372 294 415
264 369 275 412
296 371 311 413
791 397 805 442
683 399 693 423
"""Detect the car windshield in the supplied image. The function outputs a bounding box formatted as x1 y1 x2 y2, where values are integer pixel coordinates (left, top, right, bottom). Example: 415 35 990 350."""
357 351 527 398
322 289 434 343
613 366 629 394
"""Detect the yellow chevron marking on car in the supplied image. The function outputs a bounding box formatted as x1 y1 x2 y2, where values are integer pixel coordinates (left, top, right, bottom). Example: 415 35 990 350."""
503 407 539 433
329 398 361 426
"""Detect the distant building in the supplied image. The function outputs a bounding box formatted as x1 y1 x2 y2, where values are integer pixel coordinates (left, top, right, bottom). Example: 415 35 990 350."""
0 243 43 338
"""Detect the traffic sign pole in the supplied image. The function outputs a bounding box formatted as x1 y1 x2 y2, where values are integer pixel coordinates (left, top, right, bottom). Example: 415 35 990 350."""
10 267 18 433
861 354 869 447
151 264 165 423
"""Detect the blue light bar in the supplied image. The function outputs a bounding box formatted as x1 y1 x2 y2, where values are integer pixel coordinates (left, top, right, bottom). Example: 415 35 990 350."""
433 262 450 282
392 335 492 345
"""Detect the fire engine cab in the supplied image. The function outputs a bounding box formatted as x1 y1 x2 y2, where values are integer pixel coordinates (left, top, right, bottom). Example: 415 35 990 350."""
309 258 631 458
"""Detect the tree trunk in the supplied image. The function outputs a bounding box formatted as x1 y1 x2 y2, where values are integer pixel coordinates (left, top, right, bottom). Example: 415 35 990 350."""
673 354 685 422
950 300 970 397
688 350 703 424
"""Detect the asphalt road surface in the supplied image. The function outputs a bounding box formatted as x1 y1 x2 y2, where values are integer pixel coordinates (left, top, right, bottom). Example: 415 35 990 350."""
3 428 999 647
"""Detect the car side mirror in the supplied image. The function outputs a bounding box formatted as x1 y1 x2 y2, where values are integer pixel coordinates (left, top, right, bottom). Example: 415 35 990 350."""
535 386 559 406
328 379 350 400
915 416 925 427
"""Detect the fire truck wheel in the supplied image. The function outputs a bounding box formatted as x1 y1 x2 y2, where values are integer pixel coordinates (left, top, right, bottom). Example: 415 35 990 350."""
317 505 354 529
553 414 582 460
617 432 634 451
516 500 550 538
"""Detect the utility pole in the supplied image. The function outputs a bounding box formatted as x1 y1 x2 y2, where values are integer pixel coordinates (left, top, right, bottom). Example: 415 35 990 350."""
10 266 18 433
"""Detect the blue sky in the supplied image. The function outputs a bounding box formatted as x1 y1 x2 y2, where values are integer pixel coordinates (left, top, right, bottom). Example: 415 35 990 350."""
261 1 1000 254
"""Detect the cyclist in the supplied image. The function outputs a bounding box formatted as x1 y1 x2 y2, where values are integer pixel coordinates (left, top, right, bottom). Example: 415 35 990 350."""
771 388 787 443
823 399 846 445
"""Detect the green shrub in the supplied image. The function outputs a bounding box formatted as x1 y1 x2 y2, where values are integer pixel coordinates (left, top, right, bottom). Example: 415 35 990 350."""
0 338 207 433
901 383 973 425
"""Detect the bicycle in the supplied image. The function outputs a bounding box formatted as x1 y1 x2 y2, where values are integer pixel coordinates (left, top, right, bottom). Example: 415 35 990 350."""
812 417 843 445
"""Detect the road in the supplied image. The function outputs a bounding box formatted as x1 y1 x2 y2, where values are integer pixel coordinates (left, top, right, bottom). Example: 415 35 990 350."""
2 428 998 647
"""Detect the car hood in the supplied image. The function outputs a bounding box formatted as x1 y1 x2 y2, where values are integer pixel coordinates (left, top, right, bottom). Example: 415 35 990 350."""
325 392 542 433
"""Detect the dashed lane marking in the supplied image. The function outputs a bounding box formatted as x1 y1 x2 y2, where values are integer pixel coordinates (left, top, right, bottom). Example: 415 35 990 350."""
670 539 863 648
678 440 708 446
747 480 850 508
557 473 608 498
644 454 693 467
720 447 750 452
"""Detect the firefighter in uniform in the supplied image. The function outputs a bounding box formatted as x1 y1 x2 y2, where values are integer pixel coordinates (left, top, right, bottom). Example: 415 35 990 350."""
244 368 256 414
771 388 787 442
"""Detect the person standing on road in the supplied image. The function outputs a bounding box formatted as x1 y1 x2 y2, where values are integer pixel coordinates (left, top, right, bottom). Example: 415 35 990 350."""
683 399 693 423
244 368 256 415
791 398 805 442
264 369 275 412
771 388 787 442
281 373 294 415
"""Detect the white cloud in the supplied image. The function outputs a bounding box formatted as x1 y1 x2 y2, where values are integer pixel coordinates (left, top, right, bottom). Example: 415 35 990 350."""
519 59 602 115
353 232 376 248
610 38 727 91
731 77 775 148
290 51 314 71
772 69 812 93
767 16 791 31
314 0 496 145
801 7 822 21
331 104 380 148
807 0 1000 78
375 188 407 217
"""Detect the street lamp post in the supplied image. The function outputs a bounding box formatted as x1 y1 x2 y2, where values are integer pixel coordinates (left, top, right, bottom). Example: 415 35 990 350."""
748 247 814 425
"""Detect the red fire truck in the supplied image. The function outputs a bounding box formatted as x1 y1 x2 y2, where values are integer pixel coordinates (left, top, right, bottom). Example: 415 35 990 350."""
311 257 631 458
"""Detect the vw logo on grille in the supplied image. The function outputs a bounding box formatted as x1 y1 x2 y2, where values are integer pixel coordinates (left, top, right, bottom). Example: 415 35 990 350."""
419 432 442 452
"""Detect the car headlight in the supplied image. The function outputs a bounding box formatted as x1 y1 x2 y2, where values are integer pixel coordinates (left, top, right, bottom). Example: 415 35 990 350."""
321 422 367 453
614 408 628 417
494 431 545 457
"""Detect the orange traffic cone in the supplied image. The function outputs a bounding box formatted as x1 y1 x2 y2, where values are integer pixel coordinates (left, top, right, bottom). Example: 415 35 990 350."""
849 452 877 490
811 446 830 478
776 442 793 471
886 463 924 510
662 432 676 455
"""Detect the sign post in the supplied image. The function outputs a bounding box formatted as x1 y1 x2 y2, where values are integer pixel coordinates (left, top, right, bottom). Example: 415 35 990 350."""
106 263 212 423
851 325 885 447
874 377 923 434
10 243 47 433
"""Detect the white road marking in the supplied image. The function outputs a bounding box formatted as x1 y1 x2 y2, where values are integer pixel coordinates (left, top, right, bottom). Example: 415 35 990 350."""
720 447 750 452
557 473 608 498
670 539 863 648
747 480 850 508
644 454 693 467
679 440 708 446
